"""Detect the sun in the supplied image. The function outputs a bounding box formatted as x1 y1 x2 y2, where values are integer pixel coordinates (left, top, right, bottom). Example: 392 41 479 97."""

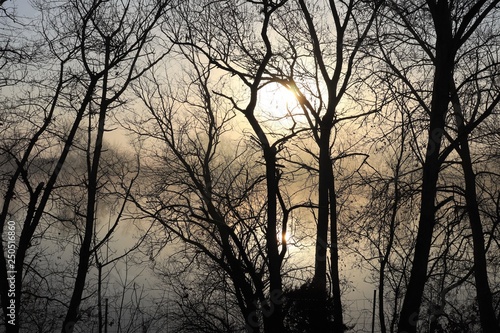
278 229 294 246
258 82 300 119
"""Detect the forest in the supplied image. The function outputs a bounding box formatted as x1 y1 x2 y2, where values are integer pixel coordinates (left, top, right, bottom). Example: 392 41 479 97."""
0 0 499 332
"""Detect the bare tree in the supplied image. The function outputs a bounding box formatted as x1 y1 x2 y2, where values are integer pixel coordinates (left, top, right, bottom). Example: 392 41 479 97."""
152 1 304 331
58 1 171 332
0 0 170 332
374 0 500 331
161 1 383 331
260 0 383 330
128 51 289 331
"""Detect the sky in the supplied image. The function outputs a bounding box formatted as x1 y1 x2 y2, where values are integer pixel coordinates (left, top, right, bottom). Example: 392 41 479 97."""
4 0 36 19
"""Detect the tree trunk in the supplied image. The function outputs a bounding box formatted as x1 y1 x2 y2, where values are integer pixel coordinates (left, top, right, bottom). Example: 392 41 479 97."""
61 120 104 332
397 2 454 330
451 89 500 332
312 126 332 331
397 163 438 333
379 149 403 333
329 162 344 333
263 145 285 333
62 40 111 330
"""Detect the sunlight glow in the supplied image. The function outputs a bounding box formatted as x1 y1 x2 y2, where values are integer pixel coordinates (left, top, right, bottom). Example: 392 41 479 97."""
258 82 300 119
279 229 294 246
